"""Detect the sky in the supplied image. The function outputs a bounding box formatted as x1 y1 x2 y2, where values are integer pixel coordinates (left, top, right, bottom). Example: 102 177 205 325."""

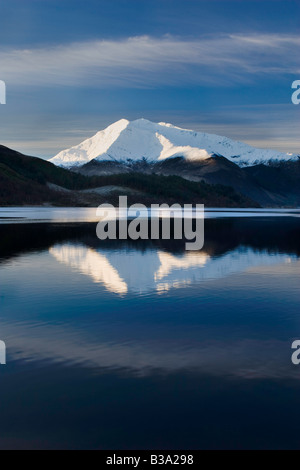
0 0 299 159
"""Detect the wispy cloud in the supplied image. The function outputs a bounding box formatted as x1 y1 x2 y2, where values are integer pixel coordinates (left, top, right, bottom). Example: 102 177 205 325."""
1 34 299 88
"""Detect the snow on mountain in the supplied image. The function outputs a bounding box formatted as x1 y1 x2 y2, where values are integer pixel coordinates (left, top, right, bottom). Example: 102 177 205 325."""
50 118 298 168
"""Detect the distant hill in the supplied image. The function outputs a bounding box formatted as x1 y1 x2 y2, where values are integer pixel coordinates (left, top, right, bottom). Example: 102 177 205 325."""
244 161 300 207
0 145 257 207
0 145 89 205
77 155 300 207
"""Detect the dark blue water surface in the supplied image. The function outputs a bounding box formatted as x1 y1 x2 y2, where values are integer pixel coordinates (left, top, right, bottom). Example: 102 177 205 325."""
0 213 300 449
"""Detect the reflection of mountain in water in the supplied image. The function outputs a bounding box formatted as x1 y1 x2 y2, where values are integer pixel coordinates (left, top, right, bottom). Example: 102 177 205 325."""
50 243 296 294
1 217 300 381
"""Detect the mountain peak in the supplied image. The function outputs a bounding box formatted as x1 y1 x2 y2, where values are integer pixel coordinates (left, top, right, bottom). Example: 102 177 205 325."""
49 118 297 168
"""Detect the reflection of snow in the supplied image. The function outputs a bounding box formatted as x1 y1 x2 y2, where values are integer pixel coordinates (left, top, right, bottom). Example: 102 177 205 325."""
50 245 127 294
50 243 297 295
155 251 209 280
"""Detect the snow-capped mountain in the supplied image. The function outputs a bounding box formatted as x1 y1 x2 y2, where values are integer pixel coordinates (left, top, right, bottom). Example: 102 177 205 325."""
50 118 297 168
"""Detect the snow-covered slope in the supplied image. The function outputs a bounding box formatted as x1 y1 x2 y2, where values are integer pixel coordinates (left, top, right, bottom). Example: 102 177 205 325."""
50 118 298 168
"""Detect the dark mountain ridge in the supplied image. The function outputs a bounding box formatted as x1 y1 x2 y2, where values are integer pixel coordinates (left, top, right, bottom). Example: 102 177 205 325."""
76 154 300 207
0 145 257 207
